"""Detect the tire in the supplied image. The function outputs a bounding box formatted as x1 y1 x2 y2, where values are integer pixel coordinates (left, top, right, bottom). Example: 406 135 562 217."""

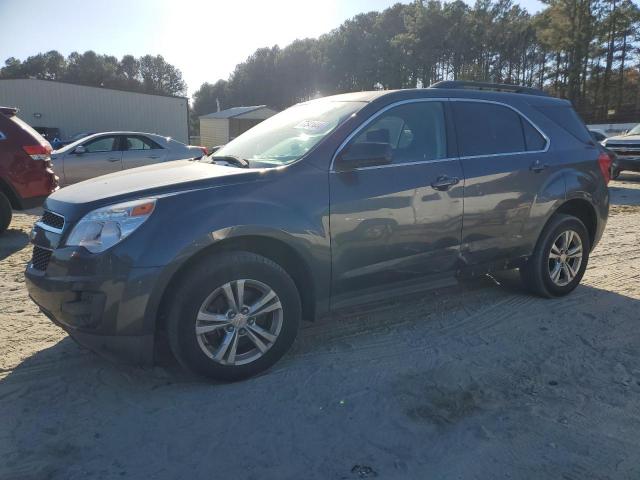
520 214 590 298
167 251 301 381
0 191 12 235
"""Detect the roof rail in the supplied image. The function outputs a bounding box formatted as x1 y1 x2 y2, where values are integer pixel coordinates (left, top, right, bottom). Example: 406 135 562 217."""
430 81 549 97
0 106 18 117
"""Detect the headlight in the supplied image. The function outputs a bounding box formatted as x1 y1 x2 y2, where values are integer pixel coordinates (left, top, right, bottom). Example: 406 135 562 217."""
65 198 156 253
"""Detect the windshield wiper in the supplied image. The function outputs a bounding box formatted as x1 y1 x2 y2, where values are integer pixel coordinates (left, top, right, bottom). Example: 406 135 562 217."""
210 155 251 168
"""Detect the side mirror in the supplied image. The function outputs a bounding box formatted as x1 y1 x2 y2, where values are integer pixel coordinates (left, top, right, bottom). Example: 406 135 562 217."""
336 142 392 171
74 145 86 155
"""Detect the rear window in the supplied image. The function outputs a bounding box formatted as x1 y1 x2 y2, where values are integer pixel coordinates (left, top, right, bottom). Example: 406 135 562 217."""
9 115 49 146
535 105 592 144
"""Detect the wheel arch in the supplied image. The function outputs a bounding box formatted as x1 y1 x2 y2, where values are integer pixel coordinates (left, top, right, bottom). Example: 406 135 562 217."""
547 198 598 248
151 233 319 336
0 178 20 209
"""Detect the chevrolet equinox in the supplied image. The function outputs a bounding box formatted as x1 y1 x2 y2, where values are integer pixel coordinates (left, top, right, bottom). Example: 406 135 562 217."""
26 82 611 381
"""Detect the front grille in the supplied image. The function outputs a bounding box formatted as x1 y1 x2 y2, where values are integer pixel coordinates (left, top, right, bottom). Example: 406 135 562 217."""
31 246 53 271
41 210 65 230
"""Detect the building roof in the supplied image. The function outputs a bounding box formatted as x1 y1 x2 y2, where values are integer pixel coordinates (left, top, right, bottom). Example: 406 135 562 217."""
0 78 188 100
200 105 271 119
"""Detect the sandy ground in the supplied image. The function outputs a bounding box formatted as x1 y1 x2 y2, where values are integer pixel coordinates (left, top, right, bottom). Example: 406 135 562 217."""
2 175 640 480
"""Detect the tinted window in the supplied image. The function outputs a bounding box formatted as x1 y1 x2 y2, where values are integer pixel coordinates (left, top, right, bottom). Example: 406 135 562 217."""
453 102 526 156
535 105 592 144
125 136 161 150
84 136 117 153
522 118 547 151
352 101 447 164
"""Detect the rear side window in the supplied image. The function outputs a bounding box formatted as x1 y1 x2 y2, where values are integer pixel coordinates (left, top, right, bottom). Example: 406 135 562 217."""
453 102 526 156
521 119 547 151
535 105 592 144
125 136 162 150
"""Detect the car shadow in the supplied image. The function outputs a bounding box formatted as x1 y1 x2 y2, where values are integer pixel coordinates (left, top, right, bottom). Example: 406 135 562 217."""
2 279 640 479
0 228 30 260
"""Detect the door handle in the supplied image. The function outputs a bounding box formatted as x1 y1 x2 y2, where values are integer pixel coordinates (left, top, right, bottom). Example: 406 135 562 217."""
431 176 460 191
530 160 549 173
107 157 120 162
149 155 159 159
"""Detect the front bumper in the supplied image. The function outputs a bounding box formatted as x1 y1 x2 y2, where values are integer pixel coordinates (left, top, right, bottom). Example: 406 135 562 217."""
25 244 162 366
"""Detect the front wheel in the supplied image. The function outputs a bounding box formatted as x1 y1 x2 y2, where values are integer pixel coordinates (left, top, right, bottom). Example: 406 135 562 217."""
520 214 590 298
167 251 301 381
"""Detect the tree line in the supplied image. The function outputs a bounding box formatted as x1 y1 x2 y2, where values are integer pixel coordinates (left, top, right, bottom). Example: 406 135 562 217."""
0 50 186 97
2 0 638 129
193 0 640 127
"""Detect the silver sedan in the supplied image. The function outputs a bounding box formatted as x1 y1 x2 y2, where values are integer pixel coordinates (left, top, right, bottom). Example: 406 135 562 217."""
51 132 206 186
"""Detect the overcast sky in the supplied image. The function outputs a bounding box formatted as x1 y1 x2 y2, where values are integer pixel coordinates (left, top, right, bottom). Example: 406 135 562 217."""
0 0 544 97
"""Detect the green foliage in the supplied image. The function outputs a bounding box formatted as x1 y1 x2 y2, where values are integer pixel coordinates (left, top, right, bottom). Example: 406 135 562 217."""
192 0 639 122
0 51 186 97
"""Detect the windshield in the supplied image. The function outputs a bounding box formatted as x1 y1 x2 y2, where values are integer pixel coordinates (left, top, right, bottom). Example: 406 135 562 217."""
213 100 364 167
627 124 640 136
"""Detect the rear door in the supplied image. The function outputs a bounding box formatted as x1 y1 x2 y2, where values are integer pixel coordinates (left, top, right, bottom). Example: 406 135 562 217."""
451 100 551 265
121 135 167 170
329 99 464 301
63 135 123 184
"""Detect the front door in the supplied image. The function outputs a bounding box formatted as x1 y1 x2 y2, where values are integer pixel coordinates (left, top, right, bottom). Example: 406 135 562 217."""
63 135 123 184
329 100 464 303
451 100 553 265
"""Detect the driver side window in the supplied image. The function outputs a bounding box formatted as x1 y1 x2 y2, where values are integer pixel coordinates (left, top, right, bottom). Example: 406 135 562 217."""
353 102 447 164
84 136 117 153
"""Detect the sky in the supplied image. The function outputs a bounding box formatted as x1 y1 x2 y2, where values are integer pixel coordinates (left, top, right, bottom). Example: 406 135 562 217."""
0 0 545 98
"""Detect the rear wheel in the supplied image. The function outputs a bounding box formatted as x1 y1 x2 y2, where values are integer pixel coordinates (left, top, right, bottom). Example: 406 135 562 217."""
0 191 12 235
520 214 590 297
167 251 301 381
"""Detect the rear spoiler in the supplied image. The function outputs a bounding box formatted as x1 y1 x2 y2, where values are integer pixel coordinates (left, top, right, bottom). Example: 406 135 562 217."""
0 106 19 117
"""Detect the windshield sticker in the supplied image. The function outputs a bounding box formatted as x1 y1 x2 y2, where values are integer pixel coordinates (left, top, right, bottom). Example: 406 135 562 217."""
294 120 330 132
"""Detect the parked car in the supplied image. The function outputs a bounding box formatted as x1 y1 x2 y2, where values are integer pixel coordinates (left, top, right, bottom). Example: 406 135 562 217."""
25 82 611 381
0 107 58 234
51 132 208 185
601 123 640 178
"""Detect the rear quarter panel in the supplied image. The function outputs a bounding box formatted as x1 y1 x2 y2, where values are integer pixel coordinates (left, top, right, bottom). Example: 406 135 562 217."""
519 99 607 252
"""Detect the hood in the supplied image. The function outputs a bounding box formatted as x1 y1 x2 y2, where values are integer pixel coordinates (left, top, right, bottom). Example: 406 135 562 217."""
604 134 640 144
47 160 262 208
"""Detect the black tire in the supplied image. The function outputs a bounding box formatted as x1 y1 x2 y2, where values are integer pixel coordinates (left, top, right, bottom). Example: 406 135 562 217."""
0 191 12 235
167 251 301 381
520 214 590 298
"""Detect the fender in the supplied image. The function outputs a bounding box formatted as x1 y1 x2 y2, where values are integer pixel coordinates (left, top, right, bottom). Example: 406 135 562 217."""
137 193 331 334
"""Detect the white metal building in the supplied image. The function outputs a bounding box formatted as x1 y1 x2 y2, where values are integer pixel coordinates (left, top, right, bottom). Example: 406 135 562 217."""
200 105 277 147
0 78 190 143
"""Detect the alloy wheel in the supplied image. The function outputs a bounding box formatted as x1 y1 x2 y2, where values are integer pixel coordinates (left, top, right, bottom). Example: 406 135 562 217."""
195 279 283 365
548 229 583 287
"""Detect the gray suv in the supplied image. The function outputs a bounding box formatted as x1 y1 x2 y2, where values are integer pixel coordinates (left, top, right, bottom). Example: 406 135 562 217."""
25 82 612 381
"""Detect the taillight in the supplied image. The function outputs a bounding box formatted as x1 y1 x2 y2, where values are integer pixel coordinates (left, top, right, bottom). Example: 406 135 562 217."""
23 144 52 161
598 151 612 185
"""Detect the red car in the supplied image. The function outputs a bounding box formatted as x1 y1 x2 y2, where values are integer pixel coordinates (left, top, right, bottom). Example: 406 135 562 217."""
0 107 58 233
